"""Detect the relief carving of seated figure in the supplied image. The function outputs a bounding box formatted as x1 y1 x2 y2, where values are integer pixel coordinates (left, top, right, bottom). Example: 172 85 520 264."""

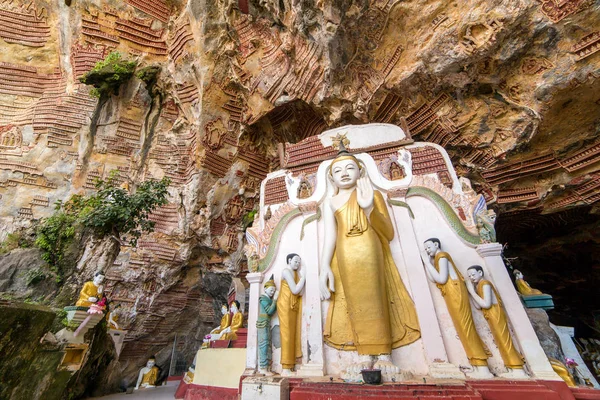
135 356 160 390
75 272 105 307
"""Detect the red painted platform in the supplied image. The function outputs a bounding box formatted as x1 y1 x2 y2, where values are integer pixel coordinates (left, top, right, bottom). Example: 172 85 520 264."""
178 383 238 400
175 377 600 400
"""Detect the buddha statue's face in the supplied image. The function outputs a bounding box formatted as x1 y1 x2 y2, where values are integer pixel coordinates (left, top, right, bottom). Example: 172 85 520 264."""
467 268 484 284
424 241 439 257
221 305 228 315
93 274 105 286
331 158 360 189
146 359 156 368
230 303 238 313
265 286 276 298
514 270 523 280
288 255 301 270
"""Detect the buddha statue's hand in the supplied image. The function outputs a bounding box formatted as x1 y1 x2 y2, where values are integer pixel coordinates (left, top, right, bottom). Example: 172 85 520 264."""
319 266 335 300
356 175 374 211
88 296 98 303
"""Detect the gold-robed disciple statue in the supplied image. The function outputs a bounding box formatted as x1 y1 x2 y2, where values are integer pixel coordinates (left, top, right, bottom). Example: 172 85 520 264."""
221 301 243 340
135 356 160 390
466 266 526 375
76 272 105 307
319 147 420 377
513 269 543 296
421 239 492 377
277 253 306 376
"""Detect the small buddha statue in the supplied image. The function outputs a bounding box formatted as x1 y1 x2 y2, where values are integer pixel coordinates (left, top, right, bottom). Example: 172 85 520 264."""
513 269 543 296
76 272 105 307
107 304 122 330
202 304 231 347
221 300 243 340
466 266 526 377
135 356 160 389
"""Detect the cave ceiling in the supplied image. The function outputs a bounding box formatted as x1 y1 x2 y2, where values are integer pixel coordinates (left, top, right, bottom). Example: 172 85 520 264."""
0 0 599 383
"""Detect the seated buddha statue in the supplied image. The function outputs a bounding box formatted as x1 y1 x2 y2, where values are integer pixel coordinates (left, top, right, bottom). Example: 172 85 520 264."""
75 272 105 307
135 356 160 389
221 300 243 340
202 304 231 348
513 269 543 296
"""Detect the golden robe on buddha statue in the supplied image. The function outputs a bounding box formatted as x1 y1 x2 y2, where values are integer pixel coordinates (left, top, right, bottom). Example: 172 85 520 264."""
434 252 489 366
215 312 231 335
476 279 524 369
324 190 420 355
76 281 102 307
277 269 302 368
221 310 242 340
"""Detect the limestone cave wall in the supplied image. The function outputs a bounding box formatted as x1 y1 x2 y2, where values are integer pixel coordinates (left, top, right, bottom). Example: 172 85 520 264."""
0 0 599 394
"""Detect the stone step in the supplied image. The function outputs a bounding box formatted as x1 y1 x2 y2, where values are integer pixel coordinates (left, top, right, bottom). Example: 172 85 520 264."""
468 380 573 400
290 382 482 400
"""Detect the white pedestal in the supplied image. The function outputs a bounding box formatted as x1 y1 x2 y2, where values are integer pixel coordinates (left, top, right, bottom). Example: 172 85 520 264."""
241 376 289 400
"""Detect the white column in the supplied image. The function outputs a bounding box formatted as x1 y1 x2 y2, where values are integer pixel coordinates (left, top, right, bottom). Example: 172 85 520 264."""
297 215 325 376
476 243 560 380
393 203 464 378
245 272 264 373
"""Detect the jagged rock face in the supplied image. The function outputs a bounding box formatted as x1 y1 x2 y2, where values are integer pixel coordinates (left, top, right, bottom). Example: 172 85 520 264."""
0 0 599 390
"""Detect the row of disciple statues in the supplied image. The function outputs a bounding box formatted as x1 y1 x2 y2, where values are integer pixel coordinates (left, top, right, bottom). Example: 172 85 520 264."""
253 147 526 378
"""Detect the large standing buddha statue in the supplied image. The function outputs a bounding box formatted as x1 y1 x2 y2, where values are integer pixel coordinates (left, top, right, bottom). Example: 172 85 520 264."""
318 144 420 377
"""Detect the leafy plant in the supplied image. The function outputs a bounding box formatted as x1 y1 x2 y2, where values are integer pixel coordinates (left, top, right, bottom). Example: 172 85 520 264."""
81 171 170 246
36 172 170 274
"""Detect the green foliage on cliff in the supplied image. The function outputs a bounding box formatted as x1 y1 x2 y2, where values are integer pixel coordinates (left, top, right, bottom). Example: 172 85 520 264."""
80 51 137 98
0 232 32 254
81 172 171 246
36 172 171 273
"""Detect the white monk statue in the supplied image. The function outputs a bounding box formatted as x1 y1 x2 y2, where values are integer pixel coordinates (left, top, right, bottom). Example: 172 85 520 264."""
135 356 160 389
318 145 420 379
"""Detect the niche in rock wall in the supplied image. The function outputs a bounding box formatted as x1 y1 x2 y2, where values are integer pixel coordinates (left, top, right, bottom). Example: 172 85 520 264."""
58 344 89 372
